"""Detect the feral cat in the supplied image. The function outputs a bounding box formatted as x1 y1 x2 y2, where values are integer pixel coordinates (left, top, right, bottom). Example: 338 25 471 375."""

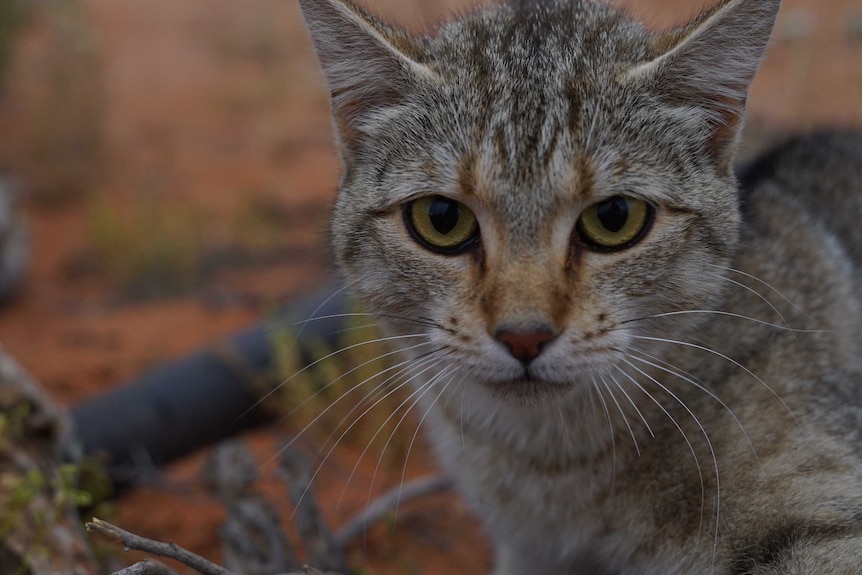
298 0 862 572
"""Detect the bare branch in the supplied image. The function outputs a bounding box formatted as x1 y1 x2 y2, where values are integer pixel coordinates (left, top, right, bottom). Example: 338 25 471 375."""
335 474 454 549
111 561 181 575
86 518 235 575
221 497 299 574
279 449 349 574
204 441 300 574
87 450 450 575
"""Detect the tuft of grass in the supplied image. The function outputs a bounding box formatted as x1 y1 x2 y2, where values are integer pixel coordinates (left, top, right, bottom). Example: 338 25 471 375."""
270 304 413 468
0 463 103 569
80 193 323 300
85 198 204 299
230 193 298 252
0 404 109 571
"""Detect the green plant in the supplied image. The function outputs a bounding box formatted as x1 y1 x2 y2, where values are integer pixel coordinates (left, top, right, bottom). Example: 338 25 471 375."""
0 403 31 447
86 198 204 298
230 194 296 251
0 463 101 573
270 305 414 466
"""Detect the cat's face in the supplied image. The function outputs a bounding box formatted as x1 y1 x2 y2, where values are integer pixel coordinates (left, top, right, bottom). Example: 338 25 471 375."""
301 0 776 405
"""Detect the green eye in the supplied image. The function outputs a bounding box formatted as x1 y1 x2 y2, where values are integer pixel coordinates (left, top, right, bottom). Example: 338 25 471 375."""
406 196 479 253
577 196 652 250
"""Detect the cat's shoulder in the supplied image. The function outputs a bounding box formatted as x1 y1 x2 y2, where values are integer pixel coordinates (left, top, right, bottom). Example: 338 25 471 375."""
737 130 862 193
737 130 862 265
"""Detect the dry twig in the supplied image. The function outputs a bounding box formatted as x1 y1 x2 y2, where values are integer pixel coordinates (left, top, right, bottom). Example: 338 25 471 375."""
279 449 349 574
110 561 180 575
86 519 233 575
91 440 453 575
85 519 333 575
335 474 454 549
204 441 299 574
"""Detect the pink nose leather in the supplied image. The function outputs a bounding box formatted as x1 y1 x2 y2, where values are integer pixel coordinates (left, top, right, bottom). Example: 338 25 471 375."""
495 329 557 364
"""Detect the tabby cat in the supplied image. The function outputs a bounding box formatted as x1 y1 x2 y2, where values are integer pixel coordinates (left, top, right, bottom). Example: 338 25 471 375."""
298 0 862 572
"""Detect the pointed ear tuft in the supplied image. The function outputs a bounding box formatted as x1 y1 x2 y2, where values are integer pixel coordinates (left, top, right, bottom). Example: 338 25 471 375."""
628 0 781 167
298 0 433 156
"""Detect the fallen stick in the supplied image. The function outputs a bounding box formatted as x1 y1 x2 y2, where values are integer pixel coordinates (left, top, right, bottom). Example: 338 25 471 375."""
335 474 454 549
86 519 233 575
87 518 339 575
111 561 181 575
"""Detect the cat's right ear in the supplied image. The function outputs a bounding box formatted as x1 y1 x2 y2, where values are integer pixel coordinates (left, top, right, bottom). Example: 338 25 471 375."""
625 0 780 168
298 0 433 158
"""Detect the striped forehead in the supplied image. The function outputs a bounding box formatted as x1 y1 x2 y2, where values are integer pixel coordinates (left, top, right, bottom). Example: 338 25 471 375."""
458 116 595 226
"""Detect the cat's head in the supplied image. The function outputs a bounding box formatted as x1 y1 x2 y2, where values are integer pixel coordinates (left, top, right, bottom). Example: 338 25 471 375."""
300 0 780 405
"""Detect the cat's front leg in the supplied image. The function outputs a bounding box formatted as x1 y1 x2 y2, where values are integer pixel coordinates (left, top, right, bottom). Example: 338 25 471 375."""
735 534 862 575
495 545 550 575
494 545 580 575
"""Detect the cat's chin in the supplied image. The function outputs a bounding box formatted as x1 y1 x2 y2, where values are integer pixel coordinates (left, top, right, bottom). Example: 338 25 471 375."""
482 377 575 407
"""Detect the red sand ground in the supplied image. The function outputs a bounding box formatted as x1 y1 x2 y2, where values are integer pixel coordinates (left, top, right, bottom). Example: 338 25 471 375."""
0 0 860 573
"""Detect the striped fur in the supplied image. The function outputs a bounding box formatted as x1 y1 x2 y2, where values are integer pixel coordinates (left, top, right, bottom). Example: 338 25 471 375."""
299 0 862 572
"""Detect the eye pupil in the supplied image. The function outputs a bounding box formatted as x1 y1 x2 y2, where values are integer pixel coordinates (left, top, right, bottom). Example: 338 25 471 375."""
576 195 651 251
406 196 479 254
596 197 629 232
429 198 461 235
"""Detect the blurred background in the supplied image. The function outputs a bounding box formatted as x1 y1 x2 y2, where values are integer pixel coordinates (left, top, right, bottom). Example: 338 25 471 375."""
0 0 859 572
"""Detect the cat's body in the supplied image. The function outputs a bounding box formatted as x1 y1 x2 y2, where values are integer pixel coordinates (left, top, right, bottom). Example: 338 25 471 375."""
432 131 862 574
298 0 862 572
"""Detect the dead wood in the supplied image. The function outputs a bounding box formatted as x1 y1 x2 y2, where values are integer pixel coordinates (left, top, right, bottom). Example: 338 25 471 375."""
88 518 340 575
335 474 454 549
204 440 301 574
110 560 181 575
87 519 234 575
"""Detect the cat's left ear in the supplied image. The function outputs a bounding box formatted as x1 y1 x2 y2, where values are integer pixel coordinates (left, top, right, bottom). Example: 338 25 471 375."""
297 0 434 161
627 0 781 168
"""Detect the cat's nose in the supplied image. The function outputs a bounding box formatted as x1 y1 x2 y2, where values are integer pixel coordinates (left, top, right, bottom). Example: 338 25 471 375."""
494 328 558 365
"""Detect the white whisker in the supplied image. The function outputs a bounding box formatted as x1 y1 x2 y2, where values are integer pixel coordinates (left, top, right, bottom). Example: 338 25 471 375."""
622 310 825 333
241 332 432 420
619 356 720 563
284 340 436 420
609 372 655 439
301 350 444 457
481 402 503 441
359 365 456 517
707 263 808 316
335 361 452 511
584 381 600 446
557 404 570 437
599 374 641 456
284 312 446 331
460 382 468 451
394 368 462 523
628 334 803 432
613 364 706 545
627 348 757 459
321 321 392 338
289 282 354 347
592 378 617 491
706 271 794 330
288 357 448 517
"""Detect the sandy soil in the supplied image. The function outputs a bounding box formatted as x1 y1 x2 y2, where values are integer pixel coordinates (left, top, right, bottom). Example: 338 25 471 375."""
0 0 860 573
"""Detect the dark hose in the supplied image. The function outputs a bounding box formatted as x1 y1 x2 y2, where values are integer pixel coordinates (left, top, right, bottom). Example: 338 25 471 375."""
70 286 348 493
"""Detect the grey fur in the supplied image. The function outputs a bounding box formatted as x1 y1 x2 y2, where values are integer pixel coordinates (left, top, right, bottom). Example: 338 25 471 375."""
299 0 862 572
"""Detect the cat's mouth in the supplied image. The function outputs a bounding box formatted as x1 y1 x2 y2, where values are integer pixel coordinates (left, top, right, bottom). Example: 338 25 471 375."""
482 376 575 405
